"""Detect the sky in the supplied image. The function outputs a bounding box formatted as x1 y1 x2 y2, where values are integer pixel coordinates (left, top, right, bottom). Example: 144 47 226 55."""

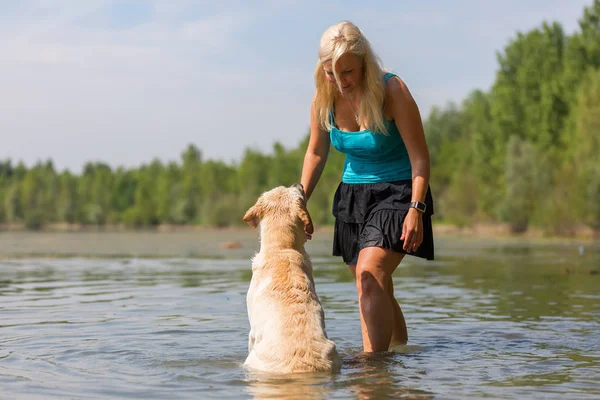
0 0 594 173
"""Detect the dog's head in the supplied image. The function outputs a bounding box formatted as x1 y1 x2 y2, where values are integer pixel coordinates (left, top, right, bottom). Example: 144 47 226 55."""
242 184 314 235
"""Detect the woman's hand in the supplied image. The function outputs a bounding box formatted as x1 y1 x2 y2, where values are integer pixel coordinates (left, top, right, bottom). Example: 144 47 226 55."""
400 208 423 252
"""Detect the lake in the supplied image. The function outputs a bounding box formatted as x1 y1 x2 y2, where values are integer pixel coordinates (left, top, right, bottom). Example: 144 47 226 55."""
0 230 599 399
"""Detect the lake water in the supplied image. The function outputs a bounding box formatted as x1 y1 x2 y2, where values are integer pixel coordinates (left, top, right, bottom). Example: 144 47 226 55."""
0 231 599 399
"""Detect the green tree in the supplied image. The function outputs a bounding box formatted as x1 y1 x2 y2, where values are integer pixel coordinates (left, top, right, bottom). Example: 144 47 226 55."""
56 171 78 223
3 183 22 223
462 90 495 217
180 144 203 223
500 136 550 233
572 68 600 230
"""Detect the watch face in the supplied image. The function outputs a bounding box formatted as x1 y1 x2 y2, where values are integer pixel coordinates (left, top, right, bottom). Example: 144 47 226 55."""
411 202 426 212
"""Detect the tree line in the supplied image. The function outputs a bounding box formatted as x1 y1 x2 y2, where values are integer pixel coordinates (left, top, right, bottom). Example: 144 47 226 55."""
1 1 599 234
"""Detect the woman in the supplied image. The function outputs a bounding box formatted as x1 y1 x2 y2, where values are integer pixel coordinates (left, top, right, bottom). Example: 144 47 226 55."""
300 21 435 353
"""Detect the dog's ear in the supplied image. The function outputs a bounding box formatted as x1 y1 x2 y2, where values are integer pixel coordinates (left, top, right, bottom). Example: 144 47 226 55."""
298 206 314 234
243 205 260 228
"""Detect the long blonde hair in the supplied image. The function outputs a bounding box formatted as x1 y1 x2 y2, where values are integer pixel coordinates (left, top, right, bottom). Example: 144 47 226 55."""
314 21 388 134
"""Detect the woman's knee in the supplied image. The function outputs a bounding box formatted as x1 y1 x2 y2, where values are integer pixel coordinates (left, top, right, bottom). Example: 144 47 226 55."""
356 262 389 297
355 247 403 295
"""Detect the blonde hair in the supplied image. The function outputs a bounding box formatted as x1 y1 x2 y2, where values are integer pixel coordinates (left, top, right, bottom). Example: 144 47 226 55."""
314 21 388 134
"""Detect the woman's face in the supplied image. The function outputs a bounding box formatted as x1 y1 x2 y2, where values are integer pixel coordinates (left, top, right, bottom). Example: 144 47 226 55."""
323 53 363 95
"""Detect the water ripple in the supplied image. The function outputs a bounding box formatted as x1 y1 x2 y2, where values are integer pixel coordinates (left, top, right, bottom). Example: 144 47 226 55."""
0 242 599 399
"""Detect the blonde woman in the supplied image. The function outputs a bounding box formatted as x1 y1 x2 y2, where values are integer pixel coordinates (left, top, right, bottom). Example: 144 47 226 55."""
300 21 435 353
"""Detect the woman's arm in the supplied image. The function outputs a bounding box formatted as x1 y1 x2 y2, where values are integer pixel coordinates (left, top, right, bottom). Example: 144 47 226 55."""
387 76 431 252
301 94 331 201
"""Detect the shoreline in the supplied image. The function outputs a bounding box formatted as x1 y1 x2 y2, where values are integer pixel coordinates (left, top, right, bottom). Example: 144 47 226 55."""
0 222 597 242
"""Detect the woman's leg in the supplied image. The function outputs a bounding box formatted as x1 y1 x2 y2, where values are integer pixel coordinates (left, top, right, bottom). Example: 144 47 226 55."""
387 275 408 346
348 247 407 352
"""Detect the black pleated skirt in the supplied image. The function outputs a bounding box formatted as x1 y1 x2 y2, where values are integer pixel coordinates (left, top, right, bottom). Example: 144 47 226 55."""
332 179 435 265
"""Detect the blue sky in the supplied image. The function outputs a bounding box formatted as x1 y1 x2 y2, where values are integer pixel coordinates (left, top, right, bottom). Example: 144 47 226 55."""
0 0 593 172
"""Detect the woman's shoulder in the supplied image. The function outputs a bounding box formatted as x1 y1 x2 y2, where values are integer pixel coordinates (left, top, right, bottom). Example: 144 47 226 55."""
382 71 418 119
382 71 406 90
383 71 412 101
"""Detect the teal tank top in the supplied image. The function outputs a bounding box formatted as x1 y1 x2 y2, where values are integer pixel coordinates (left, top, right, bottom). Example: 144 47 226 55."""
330 72 412 184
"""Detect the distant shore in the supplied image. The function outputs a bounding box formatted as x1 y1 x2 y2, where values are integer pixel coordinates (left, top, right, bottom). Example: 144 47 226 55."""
1 222 597 242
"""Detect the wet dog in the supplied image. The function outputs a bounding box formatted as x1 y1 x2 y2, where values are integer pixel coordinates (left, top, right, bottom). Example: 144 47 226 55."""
242 184 342 374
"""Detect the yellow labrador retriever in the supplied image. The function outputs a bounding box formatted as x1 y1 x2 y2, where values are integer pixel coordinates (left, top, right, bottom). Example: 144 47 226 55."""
242 184 342 374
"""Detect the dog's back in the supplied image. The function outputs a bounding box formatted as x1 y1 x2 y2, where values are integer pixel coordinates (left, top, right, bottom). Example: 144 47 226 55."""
245 249 341 373
242 185 342 374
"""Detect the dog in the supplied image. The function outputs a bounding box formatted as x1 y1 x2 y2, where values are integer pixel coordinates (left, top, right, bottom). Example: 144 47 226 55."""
242 184 342 374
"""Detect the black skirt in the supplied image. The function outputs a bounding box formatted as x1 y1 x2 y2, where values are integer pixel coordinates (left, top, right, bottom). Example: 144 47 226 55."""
332 179 435 265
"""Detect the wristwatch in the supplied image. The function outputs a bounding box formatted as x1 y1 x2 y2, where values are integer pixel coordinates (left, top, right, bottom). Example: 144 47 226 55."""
409 201 427 213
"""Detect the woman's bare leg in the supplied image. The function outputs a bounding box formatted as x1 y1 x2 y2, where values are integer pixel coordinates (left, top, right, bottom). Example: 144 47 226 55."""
348 248 407 352
387 275 408 346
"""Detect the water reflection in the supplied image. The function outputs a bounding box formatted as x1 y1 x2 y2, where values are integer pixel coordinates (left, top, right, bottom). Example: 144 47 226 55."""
243 351 435 400
244 370 335 399
343 352 434 400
